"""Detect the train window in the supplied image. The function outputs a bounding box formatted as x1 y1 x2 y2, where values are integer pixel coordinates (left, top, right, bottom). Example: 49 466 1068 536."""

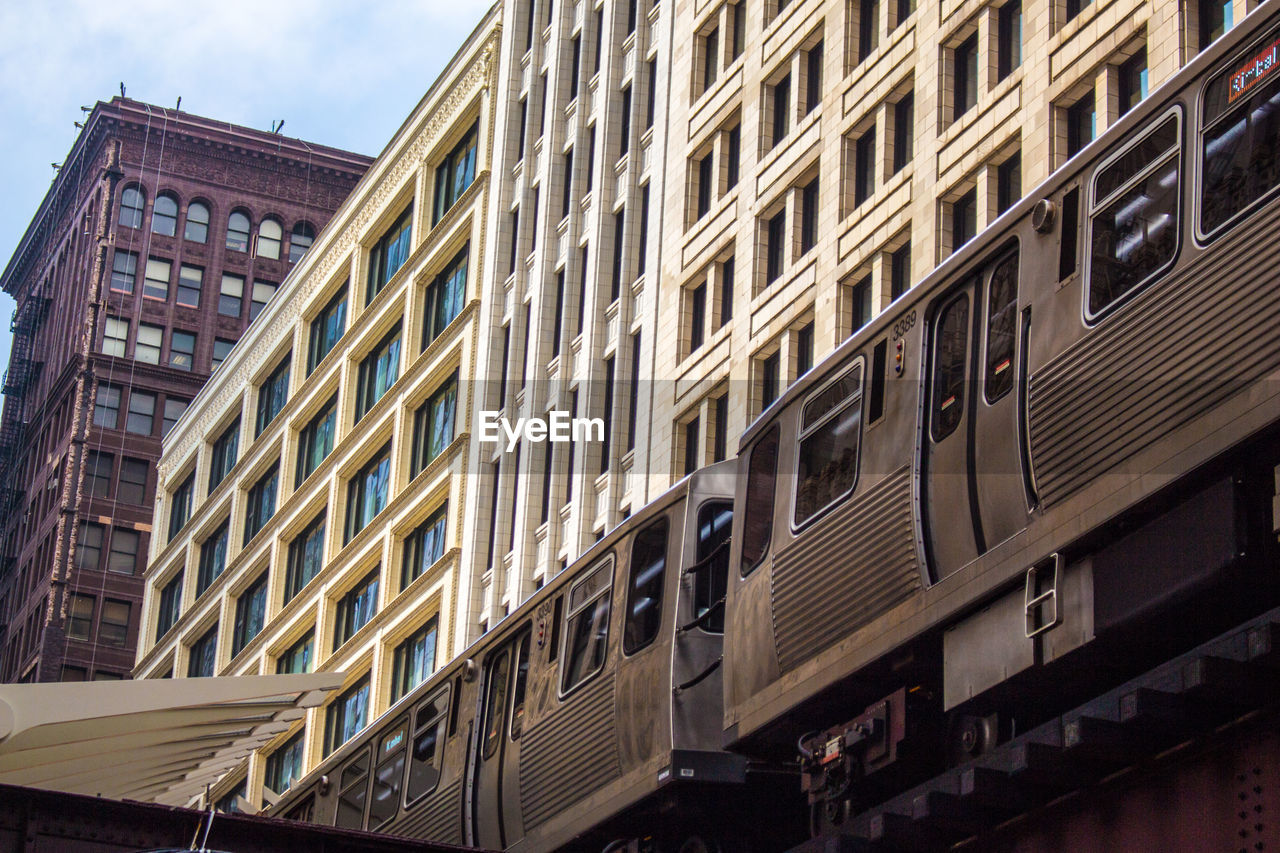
335 748 370 829
694 501 732 632
447 674 462 736
1201 30 1280 238
561 558 614 694
482 649 511 759
1087 112 1181 319
868 340 886 424
548 595 563 662
406 685 450 804
930 295 970 442
624 519 668 654
510 633 531 739
984 251 1019 404
741 426 779 576
1058 187 1079 280
794 365 863 526
368 720 408 830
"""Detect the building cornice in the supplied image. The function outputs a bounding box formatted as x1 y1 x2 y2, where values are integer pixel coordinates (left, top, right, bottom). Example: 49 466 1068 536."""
1 97 374 297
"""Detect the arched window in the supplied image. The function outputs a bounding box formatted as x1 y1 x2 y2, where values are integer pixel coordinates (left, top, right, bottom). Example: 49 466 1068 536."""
257 218 283 260
227 211 251 252
119 187 145 229
152 193 178 236
289 222 316 263
185 201 210 243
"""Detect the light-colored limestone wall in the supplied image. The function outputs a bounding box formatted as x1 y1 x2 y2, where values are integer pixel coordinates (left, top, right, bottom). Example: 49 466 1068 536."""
653 0 1198 486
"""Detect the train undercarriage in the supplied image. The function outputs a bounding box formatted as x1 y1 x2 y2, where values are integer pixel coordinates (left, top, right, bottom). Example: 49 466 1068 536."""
782 443 1280 851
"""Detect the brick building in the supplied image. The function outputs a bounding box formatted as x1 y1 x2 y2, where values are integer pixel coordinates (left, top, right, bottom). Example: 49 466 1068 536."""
0 97 370 683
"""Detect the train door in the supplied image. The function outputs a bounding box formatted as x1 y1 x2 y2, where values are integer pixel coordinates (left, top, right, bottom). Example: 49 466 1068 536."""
673 499 732 746
922 247 1028 581
469 627 532 849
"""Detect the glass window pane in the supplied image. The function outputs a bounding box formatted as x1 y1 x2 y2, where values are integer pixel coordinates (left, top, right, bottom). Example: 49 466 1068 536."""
94 384 121 429
153 195 178 236
251 281 277 321
100 600 130 646
120 187 144 228
227 211 251 252
931 294 970 441
163 398 189 436
795 369 863 525
103 318 129 357
170 331 195 370
111 251 137 293
137 324 163 363
219 274 244 317
212 338 235 370
118 458 148 504
76 522 104 571
984 253 1019 402
562 561 612 692
126 390 155 435
258 219 282 260
1201 70 1280 236
178 265 202 308
144 258 170 300
185 202 209 243
623 519 667 653
694 501 732 631
290 222 315 263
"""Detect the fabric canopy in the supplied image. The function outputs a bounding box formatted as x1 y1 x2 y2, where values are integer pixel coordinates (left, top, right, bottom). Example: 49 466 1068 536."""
0 673 342 806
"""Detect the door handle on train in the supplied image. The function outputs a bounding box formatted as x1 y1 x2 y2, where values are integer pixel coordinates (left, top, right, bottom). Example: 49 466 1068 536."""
1025 554 1062 638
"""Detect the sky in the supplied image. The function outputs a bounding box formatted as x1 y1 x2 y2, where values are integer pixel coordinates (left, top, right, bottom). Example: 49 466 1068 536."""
0 0 493 371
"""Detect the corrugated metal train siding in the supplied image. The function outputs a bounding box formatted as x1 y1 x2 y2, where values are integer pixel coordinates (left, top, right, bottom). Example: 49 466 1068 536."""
771 467 920 673
519 672 620 830
1029 203 1280 505
393 778 463 843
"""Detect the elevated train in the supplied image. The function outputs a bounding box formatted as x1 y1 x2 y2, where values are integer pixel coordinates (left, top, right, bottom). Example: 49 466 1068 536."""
268 463 798 851
269 5 1280 848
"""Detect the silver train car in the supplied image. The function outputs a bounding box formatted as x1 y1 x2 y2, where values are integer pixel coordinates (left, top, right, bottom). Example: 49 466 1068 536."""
268 461 798 851
724 3 1280 836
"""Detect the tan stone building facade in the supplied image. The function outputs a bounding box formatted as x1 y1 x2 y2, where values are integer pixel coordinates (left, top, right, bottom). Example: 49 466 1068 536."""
134 8 501 809
650 0 1252 480
458 0 673 644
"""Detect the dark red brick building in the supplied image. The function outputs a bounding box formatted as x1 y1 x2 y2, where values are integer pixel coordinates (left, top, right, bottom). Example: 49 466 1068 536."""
0 97 372 682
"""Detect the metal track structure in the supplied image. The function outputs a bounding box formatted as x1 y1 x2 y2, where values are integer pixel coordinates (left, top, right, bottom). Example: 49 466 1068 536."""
785 606 1280 851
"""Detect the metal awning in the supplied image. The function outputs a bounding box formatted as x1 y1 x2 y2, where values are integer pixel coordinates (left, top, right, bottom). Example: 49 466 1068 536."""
0 673 343 806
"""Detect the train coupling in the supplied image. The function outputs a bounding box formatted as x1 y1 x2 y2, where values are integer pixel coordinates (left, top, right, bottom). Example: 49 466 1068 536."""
799 688 907 807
